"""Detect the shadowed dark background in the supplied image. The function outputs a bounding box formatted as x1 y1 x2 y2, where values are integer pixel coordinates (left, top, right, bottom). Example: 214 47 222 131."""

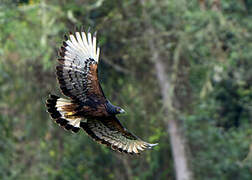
0 0 251 179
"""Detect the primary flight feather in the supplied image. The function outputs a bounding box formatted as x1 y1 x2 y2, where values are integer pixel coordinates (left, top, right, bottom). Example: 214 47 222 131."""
46 28 158 154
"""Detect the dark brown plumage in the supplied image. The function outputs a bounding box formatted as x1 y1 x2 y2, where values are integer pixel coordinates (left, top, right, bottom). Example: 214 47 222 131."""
46 29 157 154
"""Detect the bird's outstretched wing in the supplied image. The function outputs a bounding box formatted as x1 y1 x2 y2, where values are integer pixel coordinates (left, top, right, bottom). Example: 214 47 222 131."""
81 116 158 154
46 29 158 154
57 30 105 104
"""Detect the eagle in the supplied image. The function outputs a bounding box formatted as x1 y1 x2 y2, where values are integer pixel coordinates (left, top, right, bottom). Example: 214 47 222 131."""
46 28 157 154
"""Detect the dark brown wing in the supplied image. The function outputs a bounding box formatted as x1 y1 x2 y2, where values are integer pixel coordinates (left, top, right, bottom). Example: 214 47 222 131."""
80 116 158 154
56 31 105 104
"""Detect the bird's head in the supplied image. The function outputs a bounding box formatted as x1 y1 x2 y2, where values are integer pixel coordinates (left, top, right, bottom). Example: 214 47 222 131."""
106 101 125 115
116 107 125 114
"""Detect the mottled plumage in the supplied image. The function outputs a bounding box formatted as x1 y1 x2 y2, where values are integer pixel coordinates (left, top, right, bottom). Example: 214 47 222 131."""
46 28 157 154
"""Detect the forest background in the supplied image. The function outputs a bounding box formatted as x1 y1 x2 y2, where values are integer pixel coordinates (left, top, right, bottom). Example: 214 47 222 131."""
0 0 251 179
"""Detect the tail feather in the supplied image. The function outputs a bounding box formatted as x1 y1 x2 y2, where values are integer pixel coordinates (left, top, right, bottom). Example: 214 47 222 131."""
46 94 81 133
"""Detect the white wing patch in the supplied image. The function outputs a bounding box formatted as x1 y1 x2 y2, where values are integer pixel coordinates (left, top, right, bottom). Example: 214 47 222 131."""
65 31 100 63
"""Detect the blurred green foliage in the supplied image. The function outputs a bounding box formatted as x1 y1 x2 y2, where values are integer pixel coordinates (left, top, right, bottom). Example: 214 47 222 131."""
0 0 251 179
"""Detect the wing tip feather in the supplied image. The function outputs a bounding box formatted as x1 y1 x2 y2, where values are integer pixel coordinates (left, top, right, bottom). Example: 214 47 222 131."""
62 27 100 62
80 119 158 155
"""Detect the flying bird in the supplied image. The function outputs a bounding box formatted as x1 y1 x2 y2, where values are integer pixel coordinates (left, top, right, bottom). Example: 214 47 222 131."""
46 28 157 154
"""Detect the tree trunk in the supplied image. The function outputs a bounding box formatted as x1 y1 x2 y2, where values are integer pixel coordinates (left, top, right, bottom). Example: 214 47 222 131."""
198 0 206 11
212 0 221 11
140 1 193 179
147 28 193 180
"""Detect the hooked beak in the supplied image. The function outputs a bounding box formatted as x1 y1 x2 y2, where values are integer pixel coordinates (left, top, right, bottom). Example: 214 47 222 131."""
120 109 126 114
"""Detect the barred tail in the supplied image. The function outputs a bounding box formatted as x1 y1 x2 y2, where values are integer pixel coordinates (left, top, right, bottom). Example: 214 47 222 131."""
46 94 81 133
